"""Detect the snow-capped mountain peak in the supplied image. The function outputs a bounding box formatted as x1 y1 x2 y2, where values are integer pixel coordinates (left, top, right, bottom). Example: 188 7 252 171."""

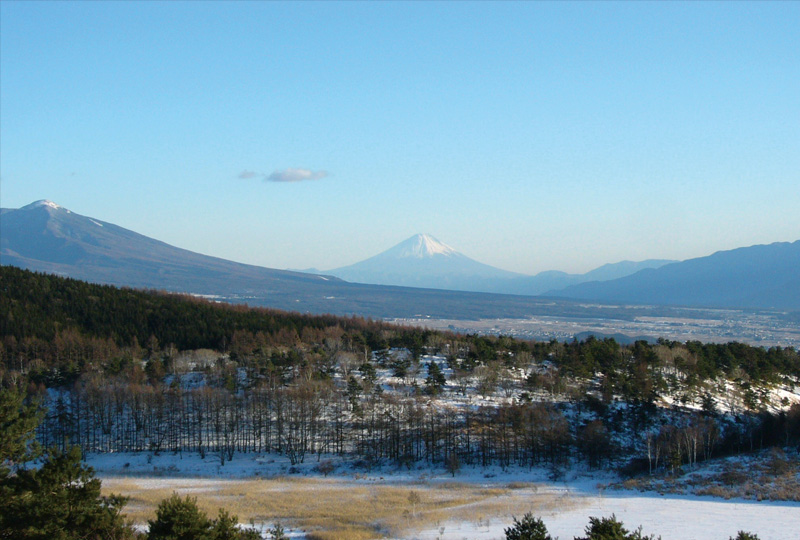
24 199 63 210
326 234 525 291
19 200 71 214
392 234 457 259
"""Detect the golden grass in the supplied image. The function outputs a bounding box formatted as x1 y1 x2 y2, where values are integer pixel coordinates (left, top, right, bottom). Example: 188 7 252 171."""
101 476 568 539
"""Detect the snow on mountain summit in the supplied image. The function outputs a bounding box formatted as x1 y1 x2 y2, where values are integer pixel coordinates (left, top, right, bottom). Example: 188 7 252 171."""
326 233 526 292
24 200 63 210
15 200 72 214
392 234 457 259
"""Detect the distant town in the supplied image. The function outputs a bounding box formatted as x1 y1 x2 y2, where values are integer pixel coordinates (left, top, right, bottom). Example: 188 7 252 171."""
396 307 800 348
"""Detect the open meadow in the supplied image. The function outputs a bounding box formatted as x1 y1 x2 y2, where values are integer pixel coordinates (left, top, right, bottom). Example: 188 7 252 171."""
94 451 800 540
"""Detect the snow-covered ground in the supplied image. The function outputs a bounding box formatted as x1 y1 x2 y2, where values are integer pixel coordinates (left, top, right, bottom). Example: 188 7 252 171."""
411 486 800 540
90 450 800 540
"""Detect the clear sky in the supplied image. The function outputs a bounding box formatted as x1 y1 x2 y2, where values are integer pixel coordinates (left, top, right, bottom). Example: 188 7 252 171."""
1 1 798 275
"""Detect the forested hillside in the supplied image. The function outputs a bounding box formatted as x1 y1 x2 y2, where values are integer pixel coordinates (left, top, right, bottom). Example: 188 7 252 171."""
2 266 799 479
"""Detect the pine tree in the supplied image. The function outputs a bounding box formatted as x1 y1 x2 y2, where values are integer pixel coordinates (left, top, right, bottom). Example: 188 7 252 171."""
1 389 132 539
209 509 261 540
2 446 133 540
729 533 760 540
146 493 260 540
0 388 43 469
147 493 211 540
574 515 660 540
346 375 363 413
425 361 446 395
504 512 552 540
268 522 288 540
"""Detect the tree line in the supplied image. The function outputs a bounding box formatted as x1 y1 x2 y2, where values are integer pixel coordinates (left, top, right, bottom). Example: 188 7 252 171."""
2 266 800 475
3 266 799 389
0 387 770 540
33 370 800 475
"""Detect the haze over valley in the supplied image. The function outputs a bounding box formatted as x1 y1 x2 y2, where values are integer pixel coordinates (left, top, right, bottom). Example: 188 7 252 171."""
3 199 799 347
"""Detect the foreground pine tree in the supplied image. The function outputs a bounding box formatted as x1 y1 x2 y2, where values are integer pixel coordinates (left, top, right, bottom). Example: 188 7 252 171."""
574 515 660 540
1 387 133 540
504 512 553 540
148 494 212 540
5 446 132 540
147 493 260 540
729 533 760 540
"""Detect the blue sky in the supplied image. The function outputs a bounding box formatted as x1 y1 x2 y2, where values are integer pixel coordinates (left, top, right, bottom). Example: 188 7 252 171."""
2 1 798 274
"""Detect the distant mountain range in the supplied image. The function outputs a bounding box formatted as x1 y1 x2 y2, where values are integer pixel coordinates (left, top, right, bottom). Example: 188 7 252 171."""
0 200 620 320
554 240 800 310
2 200 798 313
323 233 674 295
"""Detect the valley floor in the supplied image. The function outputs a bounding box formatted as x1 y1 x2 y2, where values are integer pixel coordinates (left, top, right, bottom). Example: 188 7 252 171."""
91 451 800 540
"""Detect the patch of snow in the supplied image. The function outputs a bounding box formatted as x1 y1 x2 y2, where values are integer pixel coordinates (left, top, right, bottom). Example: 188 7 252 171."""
35 199 61 209
396 234 457 259
92 451 800 540
413 491 800 540
24 199 67 211
89 219 104 227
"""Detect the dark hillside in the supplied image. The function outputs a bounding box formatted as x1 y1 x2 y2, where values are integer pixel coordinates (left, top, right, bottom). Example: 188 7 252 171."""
2 266 797 386
2 267 799 481
1 266 376 349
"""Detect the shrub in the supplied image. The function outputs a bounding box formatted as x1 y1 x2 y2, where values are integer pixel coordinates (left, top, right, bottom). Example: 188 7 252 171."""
148 494 211 540
504 513 552 540
730 532 760 540
147 494 260 540
574 514 659 540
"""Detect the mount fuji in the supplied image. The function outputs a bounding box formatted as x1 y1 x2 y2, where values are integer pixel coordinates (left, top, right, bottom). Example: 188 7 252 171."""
325 234 675 295
326 234 526 292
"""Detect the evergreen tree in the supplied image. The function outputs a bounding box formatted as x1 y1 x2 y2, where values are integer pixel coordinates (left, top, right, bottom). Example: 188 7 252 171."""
1 389 132 539
147 493 211 540
210 509 240 540
0 388 43 470
1 446 132 540
147 493 259 540
210 509 261 540
268 522 288 540
504 512 552 540
574 515 659 540
729 533 760 540
346 375 362 412
425 361 446 395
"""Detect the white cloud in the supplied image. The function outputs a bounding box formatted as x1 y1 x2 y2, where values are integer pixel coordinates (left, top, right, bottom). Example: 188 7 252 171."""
267 168 329 183
238 170 258 179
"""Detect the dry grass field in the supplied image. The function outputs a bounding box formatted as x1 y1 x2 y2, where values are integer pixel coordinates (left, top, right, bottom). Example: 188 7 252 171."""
613 448 800 502
101 476 573 540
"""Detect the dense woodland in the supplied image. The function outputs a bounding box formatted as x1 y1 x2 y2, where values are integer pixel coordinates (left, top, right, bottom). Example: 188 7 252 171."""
2 265 800 476
0 386 770 540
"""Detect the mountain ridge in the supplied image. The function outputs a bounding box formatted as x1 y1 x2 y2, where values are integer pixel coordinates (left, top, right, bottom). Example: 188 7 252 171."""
1 200 639 320
552 240 800 310
326 233 675 295
0 200 345 294
2 200 798 312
